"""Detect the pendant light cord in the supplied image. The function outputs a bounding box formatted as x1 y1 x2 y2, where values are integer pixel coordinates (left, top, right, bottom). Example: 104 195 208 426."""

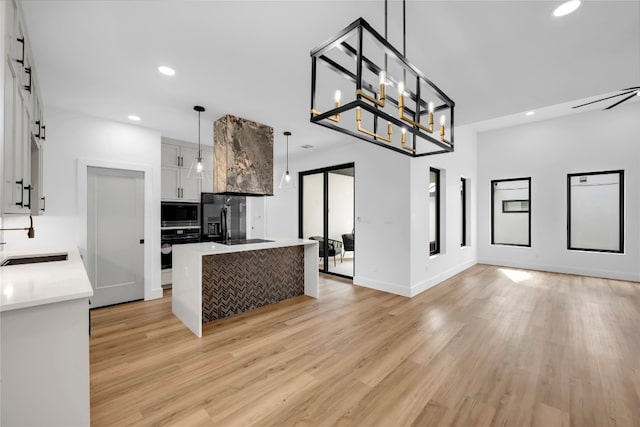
403 0 406 57
286 134 289 171
197 110 201 158
384 0 388 71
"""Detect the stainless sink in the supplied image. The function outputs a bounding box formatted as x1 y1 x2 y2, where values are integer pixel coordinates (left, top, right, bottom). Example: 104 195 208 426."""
1 252 68 267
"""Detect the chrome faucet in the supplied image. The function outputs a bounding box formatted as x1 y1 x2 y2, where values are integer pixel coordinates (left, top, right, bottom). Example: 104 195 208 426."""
0 215 35 239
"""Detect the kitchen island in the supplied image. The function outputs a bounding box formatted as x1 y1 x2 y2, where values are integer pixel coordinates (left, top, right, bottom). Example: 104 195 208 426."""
172 238 319 337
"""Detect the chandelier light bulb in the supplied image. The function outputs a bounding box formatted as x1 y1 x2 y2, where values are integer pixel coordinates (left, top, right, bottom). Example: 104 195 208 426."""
440 115 446 126
379 71 386 85
334 90 341 103
285 171 291 182
428 102 434 114
402 128 407 135
397 81 405 97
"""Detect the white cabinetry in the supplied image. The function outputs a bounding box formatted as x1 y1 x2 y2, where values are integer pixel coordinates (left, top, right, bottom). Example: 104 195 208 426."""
2 0 45 216
1 297 91 426
161 138 213 202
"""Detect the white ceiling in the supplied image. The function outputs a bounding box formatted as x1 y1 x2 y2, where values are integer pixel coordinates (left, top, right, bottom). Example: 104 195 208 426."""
22 0 640 158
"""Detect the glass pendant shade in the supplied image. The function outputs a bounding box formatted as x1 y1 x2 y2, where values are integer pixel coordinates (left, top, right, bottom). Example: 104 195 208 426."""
187 105 212 180
279 131 295 190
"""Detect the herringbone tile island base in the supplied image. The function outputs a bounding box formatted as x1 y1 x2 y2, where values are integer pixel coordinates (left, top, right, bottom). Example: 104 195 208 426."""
202 246 305 322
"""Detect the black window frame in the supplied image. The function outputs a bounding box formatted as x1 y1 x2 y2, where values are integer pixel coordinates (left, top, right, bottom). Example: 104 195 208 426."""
461 177 467 247
491 177 531 247
430 168 441 255
502 199 529 213
567 169 624 254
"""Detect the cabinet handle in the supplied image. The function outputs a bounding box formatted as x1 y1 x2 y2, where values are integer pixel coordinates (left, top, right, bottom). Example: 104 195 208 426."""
41 125 46 141
35 120 41 138
41 197 46 212
177 188 180 198
16 37 25 66
15 179 24 207
24 184 32 209
24 67 32 93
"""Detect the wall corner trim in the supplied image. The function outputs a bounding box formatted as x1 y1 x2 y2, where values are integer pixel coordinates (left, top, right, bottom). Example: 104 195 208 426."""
410 260 478 297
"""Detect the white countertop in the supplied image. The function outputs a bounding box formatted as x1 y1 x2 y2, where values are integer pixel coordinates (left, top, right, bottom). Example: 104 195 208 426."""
177 238 318 256
0 245 94 312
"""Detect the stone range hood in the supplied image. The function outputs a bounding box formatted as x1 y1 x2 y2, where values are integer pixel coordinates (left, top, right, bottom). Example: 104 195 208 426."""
213 114 274 197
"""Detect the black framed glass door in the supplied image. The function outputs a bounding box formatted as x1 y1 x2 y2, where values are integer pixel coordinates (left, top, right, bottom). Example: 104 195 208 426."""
299 163 355 279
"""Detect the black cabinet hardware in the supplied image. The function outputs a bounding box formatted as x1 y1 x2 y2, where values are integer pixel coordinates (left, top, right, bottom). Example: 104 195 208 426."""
15 179 24 207
35 120 41 138
41 197 46 212
16 37 25 65
139 239 144 244
24 67 31 93
24 184 32 209
41 125 46 140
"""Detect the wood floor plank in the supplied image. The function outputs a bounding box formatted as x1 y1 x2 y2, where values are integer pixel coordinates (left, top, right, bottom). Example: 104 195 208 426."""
89 265 640 426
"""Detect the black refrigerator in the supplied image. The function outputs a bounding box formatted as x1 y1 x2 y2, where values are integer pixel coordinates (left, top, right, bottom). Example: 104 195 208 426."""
200 193 246 242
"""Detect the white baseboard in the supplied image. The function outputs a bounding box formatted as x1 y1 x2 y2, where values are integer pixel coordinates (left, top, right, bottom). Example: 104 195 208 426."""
477 258 640 282
410 259 477 297
353 276 411 297
147 288 164 300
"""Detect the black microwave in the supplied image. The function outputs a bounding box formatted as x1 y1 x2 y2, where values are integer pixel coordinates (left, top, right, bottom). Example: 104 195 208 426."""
161 202 200 227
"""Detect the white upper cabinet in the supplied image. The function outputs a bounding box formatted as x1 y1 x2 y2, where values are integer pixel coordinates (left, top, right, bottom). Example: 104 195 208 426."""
160 138 213 202
2 0 45 215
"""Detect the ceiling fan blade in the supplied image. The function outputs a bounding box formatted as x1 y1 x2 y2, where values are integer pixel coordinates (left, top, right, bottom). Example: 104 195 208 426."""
604 93 637 110
572 91 636 108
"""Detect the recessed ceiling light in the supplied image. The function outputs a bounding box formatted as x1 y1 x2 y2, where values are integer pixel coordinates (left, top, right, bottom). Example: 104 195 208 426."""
553 0 581 17
158 66 175 76
525 111 535 116
128 115 141 121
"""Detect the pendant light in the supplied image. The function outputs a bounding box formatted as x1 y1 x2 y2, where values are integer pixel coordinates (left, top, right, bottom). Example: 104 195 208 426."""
188 105 209 179
279 131 295 189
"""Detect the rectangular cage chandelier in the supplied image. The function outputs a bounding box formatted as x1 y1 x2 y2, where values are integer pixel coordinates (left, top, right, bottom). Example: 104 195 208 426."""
310 15 455 157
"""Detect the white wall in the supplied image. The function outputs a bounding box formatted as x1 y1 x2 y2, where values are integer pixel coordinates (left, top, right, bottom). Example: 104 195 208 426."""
3 108 163 299
477 102 640 281
265 140 413 296
264 125 478 297
0 2 6 245
409 126 479 296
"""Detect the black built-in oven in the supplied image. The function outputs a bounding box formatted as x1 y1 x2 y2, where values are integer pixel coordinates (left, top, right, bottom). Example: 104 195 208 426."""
161 202 200 269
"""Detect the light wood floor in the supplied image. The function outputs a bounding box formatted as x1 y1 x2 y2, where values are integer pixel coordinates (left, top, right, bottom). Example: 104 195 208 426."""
90 265 640 426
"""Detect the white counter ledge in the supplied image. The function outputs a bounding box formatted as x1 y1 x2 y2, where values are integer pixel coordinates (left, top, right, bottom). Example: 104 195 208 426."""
172 238 319 337
0 245 94 312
